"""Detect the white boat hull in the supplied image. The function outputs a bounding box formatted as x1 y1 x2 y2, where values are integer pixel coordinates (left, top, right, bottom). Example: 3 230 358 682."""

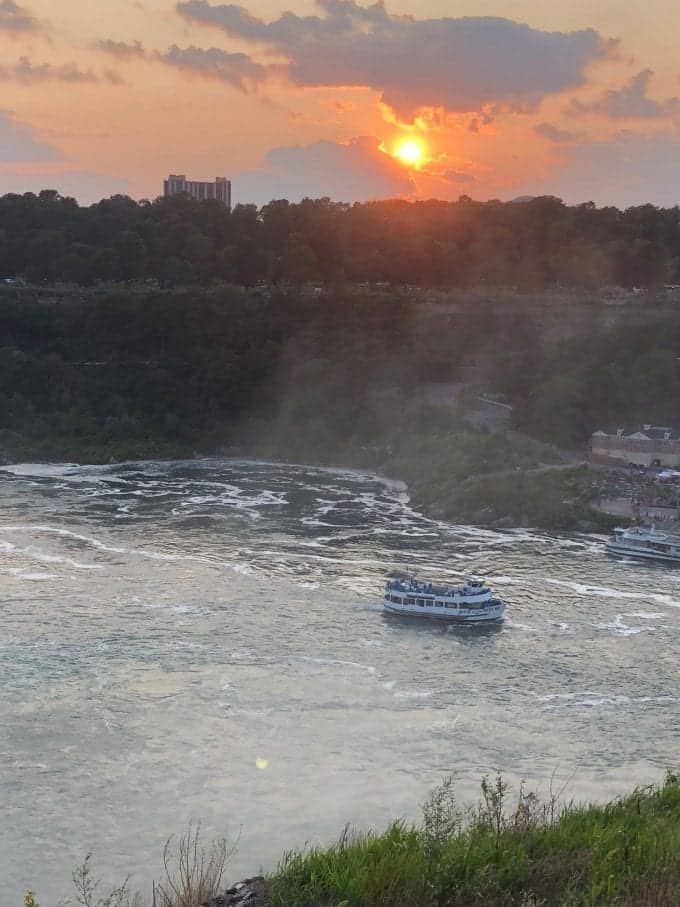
606 541 680 563
383 598 505 622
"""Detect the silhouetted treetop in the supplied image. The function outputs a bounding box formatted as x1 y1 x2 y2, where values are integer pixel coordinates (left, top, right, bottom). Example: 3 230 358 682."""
2 191 680 289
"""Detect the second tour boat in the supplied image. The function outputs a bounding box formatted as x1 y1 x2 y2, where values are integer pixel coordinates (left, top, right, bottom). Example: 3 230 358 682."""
607 525 680 563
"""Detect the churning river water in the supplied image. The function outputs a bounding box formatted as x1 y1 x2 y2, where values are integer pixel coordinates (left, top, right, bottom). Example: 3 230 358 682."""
2 458 680 902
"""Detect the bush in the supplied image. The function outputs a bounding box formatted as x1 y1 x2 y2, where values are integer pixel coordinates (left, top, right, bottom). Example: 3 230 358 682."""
27 824 234 907
265 773 680 906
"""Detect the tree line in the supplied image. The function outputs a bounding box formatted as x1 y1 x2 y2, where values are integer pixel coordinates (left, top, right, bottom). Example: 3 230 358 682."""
493 318 680 446
3 190 680 289
0 280 678 463
0 287 420 460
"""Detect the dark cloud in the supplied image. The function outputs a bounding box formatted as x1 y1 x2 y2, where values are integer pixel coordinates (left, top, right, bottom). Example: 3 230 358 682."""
466 111 494 133
177 0 615 118
0 0 40 33
441 170 476 184
0 110 60 162
96 39 147 60
102 69 126 85
534 122 576 142
570 70 680 119
331 99 356 112
0 57 101 84
523 131 680 207
233 135 414 205
159 45 270 91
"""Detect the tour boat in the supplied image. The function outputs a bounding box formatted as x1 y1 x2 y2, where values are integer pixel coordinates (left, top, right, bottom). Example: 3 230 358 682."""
607 525 680 563
384 576 506 622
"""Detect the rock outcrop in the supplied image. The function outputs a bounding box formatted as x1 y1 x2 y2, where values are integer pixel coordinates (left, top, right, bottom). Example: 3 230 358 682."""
201 876 266 907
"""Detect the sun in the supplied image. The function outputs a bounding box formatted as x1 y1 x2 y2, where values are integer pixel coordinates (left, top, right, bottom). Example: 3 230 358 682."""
394 138 426 168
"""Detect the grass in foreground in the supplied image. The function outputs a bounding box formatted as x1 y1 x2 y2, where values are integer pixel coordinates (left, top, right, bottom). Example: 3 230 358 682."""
266 773 680 906
25 823 233 907
26 774 680 906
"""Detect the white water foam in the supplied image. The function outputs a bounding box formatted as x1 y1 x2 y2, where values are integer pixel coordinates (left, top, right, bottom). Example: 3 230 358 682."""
538 691 678 710
506 620 540 632
5 568 59 580
24 548 102 570
0 525 126 554
547 578 680 610
596 615 646 636
394 689 435 700
141 601 212 616
1 463 88 478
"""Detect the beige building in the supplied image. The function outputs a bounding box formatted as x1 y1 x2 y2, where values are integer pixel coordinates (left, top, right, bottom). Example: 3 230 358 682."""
163 174 231 206
590 425 680 467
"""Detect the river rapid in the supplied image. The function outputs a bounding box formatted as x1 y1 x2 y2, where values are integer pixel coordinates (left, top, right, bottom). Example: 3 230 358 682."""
2 458 679 902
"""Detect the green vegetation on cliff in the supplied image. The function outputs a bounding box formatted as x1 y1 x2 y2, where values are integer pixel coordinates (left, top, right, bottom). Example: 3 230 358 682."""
267 774 680 906
29 774 680 906
0 279 673 528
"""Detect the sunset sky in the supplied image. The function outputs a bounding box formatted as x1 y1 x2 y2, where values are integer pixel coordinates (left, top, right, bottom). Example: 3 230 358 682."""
2 0 680 206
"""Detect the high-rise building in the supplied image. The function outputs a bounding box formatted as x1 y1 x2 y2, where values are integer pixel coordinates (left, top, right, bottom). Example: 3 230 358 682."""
163 174 231 207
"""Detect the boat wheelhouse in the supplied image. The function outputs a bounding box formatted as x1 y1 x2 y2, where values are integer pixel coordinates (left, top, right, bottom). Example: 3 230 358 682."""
384 577 505 622
607 525 680 563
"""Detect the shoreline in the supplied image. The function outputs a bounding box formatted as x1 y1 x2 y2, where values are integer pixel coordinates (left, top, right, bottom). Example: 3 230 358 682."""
0 444 620 534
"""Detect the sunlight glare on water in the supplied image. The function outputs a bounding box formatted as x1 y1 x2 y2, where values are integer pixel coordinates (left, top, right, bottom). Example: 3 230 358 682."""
1 458 679 902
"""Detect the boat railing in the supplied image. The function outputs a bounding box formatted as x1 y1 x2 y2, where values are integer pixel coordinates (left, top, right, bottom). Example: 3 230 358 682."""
386 579 489 597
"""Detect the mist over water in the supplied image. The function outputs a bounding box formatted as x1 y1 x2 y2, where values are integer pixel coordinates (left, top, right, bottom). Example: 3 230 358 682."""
2 459 680 902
